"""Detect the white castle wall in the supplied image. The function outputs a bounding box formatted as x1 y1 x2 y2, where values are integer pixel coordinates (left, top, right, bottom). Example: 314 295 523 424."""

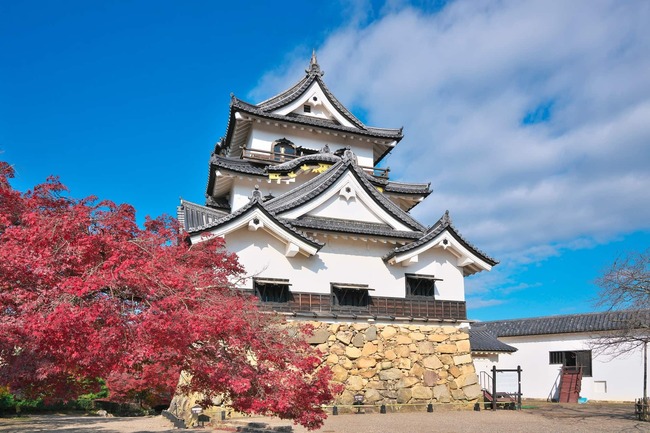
225 227 465 300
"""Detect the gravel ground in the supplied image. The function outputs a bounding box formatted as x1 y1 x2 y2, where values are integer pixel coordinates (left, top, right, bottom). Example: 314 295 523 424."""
0 403 648 433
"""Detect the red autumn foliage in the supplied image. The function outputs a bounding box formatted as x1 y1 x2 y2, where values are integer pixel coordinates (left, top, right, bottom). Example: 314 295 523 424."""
0 161 337 429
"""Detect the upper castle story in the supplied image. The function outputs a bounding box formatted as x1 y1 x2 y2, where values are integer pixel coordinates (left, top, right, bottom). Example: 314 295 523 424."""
205 52 431 214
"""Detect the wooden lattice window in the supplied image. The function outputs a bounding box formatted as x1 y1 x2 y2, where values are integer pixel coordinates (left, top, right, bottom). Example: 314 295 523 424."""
405 274 441 298
254 278 291 303
331 283 372 308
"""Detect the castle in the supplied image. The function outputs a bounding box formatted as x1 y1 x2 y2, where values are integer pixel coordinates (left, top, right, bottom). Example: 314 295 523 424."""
178 53 497 409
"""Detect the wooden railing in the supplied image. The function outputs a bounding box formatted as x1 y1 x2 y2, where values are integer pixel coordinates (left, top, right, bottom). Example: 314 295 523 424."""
252 292 466 321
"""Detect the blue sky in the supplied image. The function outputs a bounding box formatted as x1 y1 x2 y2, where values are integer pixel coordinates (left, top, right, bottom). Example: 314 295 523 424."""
2 1 649 321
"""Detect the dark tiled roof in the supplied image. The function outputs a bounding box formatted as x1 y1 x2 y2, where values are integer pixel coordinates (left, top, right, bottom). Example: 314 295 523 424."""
256 52 366 131
479 309 650 337
286 216 423 240
383 211 498 266
210 154 267 176
265 154 426 232
266 153 341 173
231 98 403 140
209 152 431 204
205 196 231 211
469 327 518 353
383 181 432 195
205 154 267 200
178 200 229 232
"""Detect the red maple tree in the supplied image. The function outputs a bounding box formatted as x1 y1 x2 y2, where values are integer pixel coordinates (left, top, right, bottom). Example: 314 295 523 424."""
0 161 336 429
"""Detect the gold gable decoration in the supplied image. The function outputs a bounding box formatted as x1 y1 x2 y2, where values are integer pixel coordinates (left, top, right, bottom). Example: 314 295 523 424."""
268 163 332 182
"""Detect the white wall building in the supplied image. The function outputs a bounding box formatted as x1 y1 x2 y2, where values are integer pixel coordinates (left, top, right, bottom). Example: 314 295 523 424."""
471 311 649 402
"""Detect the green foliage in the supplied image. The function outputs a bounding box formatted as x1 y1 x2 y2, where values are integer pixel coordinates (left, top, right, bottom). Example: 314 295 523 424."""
76 381 109 412
0 382 110 415
0 387 15 415
0 386 42 416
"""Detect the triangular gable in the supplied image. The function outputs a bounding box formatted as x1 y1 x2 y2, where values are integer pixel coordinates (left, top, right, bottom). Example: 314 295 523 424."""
385 211 498 276
281 171 412 230
266 151 425 232
257 51 365 130
188 195 322 257
272 80 357 128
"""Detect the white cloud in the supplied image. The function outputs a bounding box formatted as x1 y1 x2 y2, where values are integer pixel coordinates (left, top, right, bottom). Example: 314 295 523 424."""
252 0 650 304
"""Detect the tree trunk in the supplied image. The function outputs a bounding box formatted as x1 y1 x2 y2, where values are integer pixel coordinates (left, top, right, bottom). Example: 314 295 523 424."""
641 341 648 421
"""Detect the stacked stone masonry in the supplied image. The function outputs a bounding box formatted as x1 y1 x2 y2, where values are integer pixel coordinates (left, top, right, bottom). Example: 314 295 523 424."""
305 322 481 407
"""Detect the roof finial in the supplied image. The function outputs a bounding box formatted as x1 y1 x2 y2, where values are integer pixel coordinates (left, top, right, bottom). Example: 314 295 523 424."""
342 146 357 164
251 185 262 202
306 49 324 77
442 210 451 226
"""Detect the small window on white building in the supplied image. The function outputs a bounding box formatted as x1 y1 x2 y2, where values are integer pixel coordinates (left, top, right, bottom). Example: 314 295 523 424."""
405 274 440 298
594 381 607 393
549 350 592 377
254 278 291 303
331 283 372 308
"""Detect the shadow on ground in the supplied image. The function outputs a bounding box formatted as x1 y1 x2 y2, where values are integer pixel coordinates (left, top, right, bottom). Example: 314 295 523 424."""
0 414 176 433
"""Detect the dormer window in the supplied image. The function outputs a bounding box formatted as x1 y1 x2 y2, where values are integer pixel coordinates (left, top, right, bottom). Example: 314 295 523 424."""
273 138 296 162
303 104 311 113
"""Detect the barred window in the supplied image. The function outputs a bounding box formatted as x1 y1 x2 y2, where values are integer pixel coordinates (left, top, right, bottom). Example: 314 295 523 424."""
332 283 372 308
405 274 440 298
254 278 291 303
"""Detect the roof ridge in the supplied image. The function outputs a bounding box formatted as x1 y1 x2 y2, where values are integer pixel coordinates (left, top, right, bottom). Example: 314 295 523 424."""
478 308 650 325
478 309 650 337
230 99 402 139
253 54 368 129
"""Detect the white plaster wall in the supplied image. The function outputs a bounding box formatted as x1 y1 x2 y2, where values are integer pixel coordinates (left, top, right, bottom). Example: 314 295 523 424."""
308 193 384 224
224 228 466 301
278 82 355 127
399 247 466 301
479 333 647 401
247 123 375 168
230 178 304 212
229 176 321 212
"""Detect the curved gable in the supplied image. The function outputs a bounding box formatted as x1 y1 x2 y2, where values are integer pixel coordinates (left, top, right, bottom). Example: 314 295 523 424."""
188 196 322 257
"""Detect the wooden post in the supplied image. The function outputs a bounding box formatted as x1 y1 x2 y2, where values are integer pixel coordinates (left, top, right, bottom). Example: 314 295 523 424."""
492 365 497 411
517 365 522 410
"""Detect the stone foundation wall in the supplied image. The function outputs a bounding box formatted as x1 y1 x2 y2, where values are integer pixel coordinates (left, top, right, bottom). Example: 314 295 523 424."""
305 321 481 407
169 320 481 423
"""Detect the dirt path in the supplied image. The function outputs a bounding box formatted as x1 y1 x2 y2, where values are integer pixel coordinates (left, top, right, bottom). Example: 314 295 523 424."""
0 414 177 433
0 403 648 433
